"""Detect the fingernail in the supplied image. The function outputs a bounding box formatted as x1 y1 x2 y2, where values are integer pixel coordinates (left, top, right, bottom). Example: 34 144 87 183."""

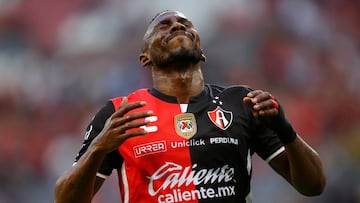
145 115 157 122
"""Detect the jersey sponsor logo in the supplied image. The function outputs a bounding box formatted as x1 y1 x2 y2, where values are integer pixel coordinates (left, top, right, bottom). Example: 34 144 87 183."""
148 162 236 202
210 137 239 145
170 139 205 149
207 107 233 130
157 186 236 203
174 113 197 139
133 141 167 158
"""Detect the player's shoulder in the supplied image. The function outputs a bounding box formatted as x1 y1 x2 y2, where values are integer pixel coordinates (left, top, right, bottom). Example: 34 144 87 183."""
110 88 150 109
207 84 253 97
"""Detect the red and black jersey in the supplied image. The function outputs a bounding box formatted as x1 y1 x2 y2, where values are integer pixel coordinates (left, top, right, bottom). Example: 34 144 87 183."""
74 84 284 203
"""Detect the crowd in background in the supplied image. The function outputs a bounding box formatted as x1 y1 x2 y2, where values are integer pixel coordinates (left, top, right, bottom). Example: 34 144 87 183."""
0 0 359 202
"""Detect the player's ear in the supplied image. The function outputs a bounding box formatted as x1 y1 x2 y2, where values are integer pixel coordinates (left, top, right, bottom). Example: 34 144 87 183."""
139 53 152 68
200 49 206 62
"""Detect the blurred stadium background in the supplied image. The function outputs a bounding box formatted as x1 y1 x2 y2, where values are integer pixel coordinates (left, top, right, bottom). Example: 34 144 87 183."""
0 0 359 202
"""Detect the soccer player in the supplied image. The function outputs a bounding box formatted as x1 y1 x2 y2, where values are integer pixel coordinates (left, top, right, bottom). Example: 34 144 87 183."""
54 10 326 203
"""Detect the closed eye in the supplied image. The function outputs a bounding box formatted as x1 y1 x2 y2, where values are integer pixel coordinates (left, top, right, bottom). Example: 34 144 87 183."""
178 18 193 28
156 19 171 30
157 24 170 30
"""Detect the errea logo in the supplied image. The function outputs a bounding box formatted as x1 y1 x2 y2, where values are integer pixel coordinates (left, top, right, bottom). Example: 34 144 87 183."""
133 141 167 158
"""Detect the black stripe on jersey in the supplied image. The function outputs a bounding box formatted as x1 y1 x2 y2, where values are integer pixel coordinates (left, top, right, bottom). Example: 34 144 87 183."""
74 100 123 176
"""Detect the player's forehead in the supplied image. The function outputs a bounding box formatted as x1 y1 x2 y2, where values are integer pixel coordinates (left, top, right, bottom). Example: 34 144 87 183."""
145 11 188 35
152 10 187 24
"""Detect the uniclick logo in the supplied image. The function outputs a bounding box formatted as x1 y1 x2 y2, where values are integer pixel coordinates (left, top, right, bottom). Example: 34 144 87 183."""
147 162 236 202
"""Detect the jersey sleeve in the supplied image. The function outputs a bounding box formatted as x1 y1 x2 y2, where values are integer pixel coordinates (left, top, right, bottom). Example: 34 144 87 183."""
73 100 123 177
237 86 284 162
250 117 284 162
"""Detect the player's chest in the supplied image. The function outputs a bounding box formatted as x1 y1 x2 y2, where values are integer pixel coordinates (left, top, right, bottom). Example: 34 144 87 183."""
119 100 250 162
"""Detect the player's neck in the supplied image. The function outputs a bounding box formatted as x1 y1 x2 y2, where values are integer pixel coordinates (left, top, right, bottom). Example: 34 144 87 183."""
152 64 204 104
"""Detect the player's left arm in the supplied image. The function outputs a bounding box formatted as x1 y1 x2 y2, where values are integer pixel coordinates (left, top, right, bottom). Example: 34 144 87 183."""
269 136 326 196
243 90 326 196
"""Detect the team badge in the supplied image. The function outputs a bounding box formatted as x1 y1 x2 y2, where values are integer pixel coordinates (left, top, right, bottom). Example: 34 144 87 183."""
174 113 197 139
207 107 233 130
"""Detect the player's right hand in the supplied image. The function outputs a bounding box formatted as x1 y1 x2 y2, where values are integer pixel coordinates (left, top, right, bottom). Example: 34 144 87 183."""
91 97 153 153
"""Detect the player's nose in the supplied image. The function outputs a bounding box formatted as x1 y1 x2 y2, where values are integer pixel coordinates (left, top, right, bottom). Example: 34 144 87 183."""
170 22 186 32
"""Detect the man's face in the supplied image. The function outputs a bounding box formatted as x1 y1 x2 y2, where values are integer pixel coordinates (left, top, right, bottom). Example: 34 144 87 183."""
143 11 205 68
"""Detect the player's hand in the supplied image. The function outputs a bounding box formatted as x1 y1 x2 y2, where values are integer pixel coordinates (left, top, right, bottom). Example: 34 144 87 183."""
242 90 279 117
243 90 297 144
92 97 153 153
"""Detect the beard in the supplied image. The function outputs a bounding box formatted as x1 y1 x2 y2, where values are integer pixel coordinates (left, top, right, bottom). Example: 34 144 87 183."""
150 45 203 70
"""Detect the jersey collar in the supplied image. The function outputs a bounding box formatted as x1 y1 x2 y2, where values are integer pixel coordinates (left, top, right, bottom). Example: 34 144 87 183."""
148 86 212 112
